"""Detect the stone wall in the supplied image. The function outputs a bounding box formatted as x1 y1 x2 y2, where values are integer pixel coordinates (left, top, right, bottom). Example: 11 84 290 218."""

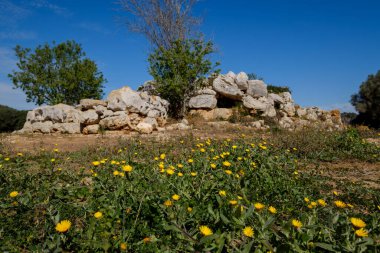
17 86 169 134
188 71 343 130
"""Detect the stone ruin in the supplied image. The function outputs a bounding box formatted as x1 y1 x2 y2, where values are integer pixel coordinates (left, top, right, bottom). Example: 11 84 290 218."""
16 71 343 134
187 71 343 130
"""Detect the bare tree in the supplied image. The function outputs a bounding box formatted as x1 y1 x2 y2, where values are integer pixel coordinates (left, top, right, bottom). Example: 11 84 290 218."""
117 0 200 49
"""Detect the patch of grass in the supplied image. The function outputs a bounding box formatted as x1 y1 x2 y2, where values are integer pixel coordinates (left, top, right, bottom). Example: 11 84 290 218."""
0 133 379 252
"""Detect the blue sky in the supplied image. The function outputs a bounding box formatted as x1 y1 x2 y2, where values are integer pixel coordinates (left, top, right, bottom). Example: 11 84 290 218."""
1 0 379 112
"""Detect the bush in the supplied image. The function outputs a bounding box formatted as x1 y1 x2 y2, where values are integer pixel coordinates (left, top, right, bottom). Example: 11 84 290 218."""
267 85 291 94
149 39 220 118
0 105 27 132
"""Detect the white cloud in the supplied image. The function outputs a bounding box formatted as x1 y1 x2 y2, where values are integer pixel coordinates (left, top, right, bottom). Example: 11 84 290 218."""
30 0 72 17
0 82 35 110
0 0 31 27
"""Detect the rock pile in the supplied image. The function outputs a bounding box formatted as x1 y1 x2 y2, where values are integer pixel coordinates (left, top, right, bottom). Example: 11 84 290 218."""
18 86 169 134
188 71 343 130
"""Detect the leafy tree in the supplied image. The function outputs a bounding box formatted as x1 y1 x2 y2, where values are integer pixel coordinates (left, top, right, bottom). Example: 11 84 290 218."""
148 39 219 118
8 40 105 106
0 105 27 132
351 70 380 128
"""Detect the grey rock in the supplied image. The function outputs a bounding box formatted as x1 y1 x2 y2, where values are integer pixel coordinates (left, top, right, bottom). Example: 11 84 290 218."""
83 124 100 134
99 112 132 130
212 75 243 100
79 99 107 110
246 80 268 98
136 122 153 134
235 72 249 90
188 94 217 109
52 123 81 134
81 110 100 125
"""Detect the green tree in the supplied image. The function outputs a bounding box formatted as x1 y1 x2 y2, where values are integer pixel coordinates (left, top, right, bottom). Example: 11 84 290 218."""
351 70 380 128
148 39 219 118
8 40 105 106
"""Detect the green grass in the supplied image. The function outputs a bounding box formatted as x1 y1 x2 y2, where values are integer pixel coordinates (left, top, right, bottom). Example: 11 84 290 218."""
0 129 379 252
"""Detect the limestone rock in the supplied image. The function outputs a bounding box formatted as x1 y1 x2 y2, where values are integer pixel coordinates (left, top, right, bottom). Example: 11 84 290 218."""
212 75 243 100
242 96 268 111
189 108 233 121
279 92 294 103
99 112 132 130
107 86 169 118
279 116 294 129
268 93 285 105
79 99 107 110
81 110 100 125
52 123 81 134
141 117 158 130
225 71 236 79
188 94 217 109
31 121 53 133
235 72 249 90
83 124 99 134
26 104 83 124
296 108 307 117
195 88 216 96
136 122 153 134
246 80 268 98
281 103 296 117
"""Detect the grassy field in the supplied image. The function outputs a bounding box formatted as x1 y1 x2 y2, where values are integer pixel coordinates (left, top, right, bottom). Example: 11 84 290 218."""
0 128 379 252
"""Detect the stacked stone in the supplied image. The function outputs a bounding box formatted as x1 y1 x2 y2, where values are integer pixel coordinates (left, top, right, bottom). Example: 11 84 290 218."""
18 86 169 134
188 71 343 130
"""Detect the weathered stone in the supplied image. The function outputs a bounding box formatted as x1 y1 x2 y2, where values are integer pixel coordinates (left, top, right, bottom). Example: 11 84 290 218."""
195 88 216 95
83 124 99 134
26 104 83 124
281 103 296 117
107 86 169 118
212 75 243 100
81 110 100 125
246 80 268 98
79 99 107 110
279 92 293 103
188 94 217 109
166 123 191 131
31 121 53 133
279 116 294 129
242 96 267 111
99 112 132 130
305 108 318 121
136 122 153 134
189 108 233 121
235 72 249 90
225 71 236 79
52 123 81 134
268 93 285 105
141 117 158 130
296 108 307 117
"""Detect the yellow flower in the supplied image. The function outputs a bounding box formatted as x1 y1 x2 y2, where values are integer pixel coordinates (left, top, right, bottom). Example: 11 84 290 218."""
225 170 232 175
222 161 231 167
92 161 100 166
292 219 302 229
94 211 103 219
191 172 197 176
268 206 277 214
172 194 180 201
120 243 127 250
187 207 193 212
166 169 175 175
9 191 19 197
188 159 193 163
177 172 183 177
242 226 254 238
199 225 213 236
304 197 310 202
159 163 165 170
160 153 166 160
232 145 237 149
219 190 226 197
17 152 23 156
334 200 347 208
113 170 120 176
311 201 317 207
200 148 206 152
350 218 366 228
4 157 10 161
229 200 238 205
143 237 151 243
355 228 369 237
51 158 55 162
164 200 173 206
122 165 133 172
210 163 217 169
333 191 339 196
55 220 72 233
317 199 327 207
177 164 184 168
254 203 265 210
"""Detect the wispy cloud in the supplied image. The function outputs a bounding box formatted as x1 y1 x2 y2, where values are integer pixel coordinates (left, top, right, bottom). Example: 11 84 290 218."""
0 30 37 40
0 82 35 110
30 0 72 17
77 22 111 35
0 0 31 27
0 46 17 75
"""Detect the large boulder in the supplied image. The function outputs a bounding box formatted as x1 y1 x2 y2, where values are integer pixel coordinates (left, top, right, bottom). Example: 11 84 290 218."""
107 86 169 118
136 122 153 134
81 110 100 125
190 108 233 121
246 80 268 98
195 88 217 96
99 111 133 130
268 93 285 105
235 72 249 90
188 94 217 109
83 124 100 135
242 96 268 111
212 75 244 100
52 123 81 134
31 121 53 134
25 104 83 124
78 99 107 110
